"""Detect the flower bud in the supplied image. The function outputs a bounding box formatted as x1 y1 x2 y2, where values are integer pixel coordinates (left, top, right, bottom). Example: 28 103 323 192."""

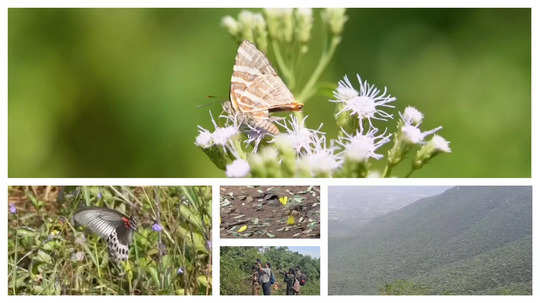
226 159 251 177
274 135 296 177
221 15 240 37
321 8 348 35
295 8 313 43
248 153 266 177
413 135 451 169
402 106 423 125
253 13 268 52
238 10 256 42
264 8 294 41
261 147 282 177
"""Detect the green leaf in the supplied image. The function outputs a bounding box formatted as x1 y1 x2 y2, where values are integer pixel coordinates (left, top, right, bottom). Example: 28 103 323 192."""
147 267 160 287
35 250 53 264
197 275 210 288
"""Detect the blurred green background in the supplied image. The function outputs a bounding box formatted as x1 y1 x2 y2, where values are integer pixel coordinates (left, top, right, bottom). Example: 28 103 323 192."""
8 8 530 177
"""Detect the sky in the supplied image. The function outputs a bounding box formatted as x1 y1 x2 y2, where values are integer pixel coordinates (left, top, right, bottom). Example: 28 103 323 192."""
330 186 452 199
287 246 320 259
329 186 452 211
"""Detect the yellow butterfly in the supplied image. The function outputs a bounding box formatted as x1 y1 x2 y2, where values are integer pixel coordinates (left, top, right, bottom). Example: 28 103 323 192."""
287 215 295 225
279 196 288 206
238 225 248 232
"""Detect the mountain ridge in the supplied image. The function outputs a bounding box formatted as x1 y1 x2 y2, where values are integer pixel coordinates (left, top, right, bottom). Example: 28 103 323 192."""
329 186 532 295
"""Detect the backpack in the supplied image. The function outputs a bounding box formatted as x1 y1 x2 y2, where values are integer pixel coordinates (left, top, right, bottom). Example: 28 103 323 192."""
298 273 307 286
285 273 295 288
293 279 300 292
260 270 270 284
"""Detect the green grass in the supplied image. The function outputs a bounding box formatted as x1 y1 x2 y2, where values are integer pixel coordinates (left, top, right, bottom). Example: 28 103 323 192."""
8 186 212 295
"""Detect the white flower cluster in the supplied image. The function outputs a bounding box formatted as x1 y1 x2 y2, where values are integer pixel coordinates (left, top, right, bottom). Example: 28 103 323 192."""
195 74 450 177
197 9 449 177
195 112 239 152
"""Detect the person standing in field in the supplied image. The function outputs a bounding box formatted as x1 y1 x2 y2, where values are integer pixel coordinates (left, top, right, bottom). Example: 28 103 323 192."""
284 268 296 295
251 264 261 295
293 266 307 295
258 262 274 295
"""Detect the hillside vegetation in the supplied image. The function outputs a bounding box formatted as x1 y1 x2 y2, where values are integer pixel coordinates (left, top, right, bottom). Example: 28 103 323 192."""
329 186 532 295
8 186 212 295
221 246 320 295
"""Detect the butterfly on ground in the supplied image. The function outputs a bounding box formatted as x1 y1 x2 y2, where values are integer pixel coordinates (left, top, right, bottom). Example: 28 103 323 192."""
225 40 303 135
73 207 138 263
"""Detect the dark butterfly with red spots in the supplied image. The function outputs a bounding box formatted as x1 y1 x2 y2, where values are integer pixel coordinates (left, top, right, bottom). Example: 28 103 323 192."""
73 207 138 263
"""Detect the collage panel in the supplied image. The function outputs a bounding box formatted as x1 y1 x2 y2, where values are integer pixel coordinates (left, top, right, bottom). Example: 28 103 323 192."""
220 185 320 238
220 246 320 296
7 186 212 295
7 8 531 178
328 186 532 295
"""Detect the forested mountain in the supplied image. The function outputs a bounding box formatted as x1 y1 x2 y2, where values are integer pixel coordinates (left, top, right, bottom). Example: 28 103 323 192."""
329 186 532 295
329 186 449 236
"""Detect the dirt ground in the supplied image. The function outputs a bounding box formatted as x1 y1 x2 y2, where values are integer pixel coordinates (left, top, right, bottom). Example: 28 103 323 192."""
220 186 320 238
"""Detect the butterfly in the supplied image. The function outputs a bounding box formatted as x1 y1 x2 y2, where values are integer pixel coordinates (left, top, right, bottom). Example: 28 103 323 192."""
73 207 138 263
225 40 303 135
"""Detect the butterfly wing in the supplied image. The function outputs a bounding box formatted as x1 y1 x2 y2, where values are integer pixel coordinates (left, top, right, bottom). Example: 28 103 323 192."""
107 224 131 262
230 41 302 112
73 207 125 240
229 40 303 134
246 74 302 112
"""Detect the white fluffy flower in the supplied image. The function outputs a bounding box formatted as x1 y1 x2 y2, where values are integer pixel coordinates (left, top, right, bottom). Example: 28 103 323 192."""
399 107 442 145
338 127 391 161
333 75 359 102
243 123 272 152
401 123 442 145
195 126 213 148
275 115 322 154
299 135 340 176
220 107 272 152
430 135 451 153
195 111 239 151
226 159 250 177
402 106 424 125
212 125 239 146
332 74 396 127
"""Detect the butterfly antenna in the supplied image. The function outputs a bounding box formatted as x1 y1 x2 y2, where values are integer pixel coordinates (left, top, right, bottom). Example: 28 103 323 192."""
197 95 227 109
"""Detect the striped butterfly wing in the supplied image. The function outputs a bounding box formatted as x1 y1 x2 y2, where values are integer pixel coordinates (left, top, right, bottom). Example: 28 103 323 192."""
73 207 125 239
230 40 303 134
73 207 134 262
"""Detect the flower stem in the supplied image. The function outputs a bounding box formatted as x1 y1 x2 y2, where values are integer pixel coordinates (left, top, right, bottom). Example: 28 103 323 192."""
405 168 416 178
382 164 393 178
272 40 295 89
297 35 340 103
12 228 18 295
94 241 102 279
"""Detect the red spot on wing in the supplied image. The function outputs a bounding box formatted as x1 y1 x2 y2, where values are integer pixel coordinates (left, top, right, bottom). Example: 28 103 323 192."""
121 217 130 228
